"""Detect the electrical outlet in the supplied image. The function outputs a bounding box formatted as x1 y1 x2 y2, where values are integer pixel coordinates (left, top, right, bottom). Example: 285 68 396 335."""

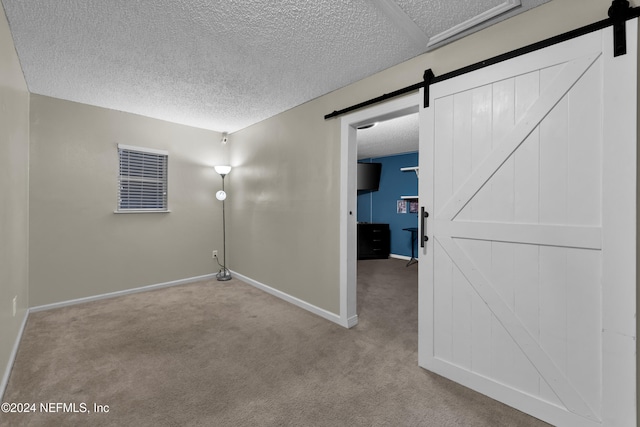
12 296 17 317
212 250 218 259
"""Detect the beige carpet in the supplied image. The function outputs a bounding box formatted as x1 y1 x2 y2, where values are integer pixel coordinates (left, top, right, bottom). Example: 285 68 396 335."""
1 259 549 426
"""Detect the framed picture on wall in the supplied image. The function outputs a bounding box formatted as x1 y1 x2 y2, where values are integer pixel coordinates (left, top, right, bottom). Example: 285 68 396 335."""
397 200 407 213
409 201 418 213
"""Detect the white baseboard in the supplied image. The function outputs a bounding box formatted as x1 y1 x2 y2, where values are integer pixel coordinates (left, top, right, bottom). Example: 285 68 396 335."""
389 254 412 261
1 310 28 400
230 270 348 327
345 314 359 328
29 273 216 313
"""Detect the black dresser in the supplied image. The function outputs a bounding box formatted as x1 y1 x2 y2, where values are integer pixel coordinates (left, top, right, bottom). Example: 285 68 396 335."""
357 223 390 260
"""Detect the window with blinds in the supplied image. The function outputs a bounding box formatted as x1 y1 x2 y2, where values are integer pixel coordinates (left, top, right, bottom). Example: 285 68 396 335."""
117 144 169 212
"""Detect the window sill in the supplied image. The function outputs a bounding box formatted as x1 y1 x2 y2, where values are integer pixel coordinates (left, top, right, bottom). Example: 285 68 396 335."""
114 210 171 214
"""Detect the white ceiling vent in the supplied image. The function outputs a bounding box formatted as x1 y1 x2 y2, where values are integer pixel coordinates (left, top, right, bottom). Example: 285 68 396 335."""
427 1 522 48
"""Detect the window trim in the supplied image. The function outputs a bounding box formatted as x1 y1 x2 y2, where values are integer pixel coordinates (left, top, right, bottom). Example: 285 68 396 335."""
115 144 170 213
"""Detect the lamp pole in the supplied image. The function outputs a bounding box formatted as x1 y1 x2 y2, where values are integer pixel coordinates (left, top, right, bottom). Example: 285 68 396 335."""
215 165 232 281
220 174 229 280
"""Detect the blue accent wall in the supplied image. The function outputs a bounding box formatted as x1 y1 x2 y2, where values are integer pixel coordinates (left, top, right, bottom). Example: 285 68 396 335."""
357 152 418 258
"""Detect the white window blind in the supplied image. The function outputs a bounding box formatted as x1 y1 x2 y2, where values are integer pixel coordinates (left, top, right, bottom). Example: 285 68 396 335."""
117 144 168 212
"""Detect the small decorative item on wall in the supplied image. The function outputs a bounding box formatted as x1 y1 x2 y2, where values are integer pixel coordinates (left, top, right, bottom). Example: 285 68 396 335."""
397 200 407 213
409 201 418 213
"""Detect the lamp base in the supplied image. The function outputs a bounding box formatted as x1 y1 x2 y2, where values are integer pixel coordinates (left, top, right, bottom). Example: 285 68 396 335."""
216 268 232 281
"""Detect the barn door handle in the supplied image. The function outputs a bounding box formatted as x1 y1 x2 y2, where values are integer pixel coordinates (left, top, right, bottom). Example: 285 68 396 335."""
421 207 429 248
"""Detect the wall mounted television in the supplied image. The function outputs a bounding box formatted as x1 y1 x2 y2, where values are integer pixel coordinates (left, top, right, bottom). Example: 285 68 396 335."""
357 162 382 192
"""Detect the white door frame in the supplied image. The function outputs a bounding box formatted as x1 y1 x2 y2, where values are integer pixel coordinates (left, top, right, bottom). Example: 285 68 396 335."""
338 93 420 328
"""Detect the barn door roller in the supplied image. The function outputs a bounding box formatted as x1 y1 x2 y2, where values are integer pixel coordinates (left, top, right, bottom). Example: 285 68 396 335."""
423 69 434 108
610 0 631 57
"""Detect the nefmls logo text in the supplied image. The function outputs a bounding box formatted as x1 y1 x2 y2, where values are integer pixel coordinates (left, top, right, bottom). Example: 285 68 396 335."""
40 402 88 413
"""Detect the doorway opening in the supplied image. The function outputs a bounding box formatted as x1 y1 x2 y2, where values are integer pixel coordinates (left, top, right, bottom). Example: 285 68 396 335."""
338 93 420 328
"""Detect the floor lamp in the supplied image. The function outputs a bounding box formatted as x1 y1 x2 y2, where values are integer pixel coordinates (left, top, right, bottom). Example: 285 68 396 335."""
214 165 232 281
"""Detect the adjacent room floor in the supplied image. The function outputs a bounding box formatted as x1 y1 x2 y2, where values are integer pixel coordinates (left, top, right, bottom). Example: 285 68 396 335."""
1 258 549 426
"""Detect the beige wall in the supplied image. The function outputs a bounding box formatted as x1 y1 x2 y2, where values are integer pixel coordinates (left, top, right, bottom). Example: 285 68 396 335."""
0 0 29 393
228 102 341 312
29 95 228 306
228 0 636 316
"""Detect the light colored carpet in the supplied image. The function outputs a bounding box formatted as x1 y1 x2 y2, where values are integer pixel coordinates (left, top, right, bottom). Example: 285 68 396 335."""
1 258 550 426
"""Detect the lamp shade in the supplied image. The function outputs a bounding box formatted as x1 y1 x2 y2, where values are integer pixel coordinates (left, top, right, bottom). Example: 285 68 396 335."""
214 165 232 176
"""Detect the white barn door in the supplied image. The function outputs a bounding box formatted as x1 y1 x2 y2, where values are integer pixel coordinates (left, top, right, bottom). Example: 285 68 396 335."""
418 21 637 427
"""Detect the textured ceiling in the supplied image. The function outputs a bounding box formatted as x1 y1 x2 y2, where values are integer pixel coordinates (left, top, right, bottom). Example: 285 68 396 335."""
2 0 548 135
357 113 418 160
